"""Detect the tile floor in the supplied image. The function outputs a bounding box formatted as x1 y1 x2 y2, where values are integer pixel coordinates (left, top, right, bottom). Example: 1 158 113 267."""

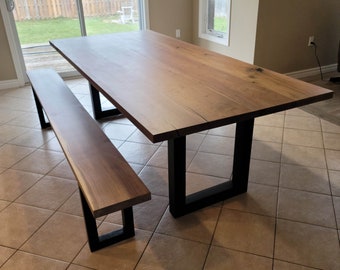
0 78 339 270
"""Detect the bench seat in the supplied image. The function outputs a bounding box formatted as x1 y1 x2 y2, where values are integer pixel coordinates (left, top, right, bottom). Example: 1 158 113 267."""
27 69 151 251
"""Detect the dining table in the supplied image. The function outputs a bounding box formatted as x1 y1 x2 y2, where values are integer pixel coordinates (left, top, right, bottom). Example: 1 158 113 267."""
50 30 333 217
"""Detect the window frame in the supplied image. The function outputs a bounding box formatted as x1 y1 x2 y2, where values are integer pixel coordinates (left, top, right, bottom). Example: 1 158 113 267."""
198 0 231 46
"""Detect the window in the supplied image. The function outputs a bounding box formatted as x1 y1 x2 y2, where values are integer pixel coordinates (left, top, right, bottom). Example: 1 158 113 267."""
199 0 231 46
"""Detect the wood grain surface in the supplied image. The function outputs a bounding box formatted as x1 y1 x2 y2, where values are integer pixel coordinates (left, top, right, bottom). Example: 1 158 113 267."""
50 30 333 142
27 69 151 218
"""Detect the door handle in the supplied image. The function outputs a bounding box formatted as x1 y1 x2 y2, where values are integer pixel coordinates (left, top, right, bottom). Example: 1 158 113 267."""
5 0 15 12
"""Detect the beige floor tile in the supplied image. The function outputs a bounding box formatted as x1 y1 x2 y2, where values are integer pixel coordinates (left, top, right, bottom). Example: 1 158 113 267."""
199 135 235 155
0 96 35 111
283 129 323 148
118 141 159 165
77 95 95 109
186 133 206 151
146 146 196 169
275 219 340 270
16 175 78 210
249 159 280 186
6 112 40 128
107 116 134 126
0 125 31 144
127 129 157 145
12 149 65 174
40 137 63 152
109 138 125 148
58 190 83 217
186 172 228 195
284 115 321 131
21 212 87 262
138 166 168 197
282 144 326 168
67 79 90 92
204 246 272 270
74 226 152 270
129 163 144 175
156 206 220 244
9 129 55 148
0 166 6 174
0 169 43 201
325 149 340 170
136 233 209 270
329 170 340 196
0 251 68 270
0 246 16 266
273 260 319 270
208 124 236 137
279 164 330 194
333 196 340 228
188 152 233 178
0 109 24 125
67 264 92 270
324 132 340 150
146 146 168 168
105 195 168 231
1 86 33 99
255 113 285 127
0 200 10 210
286 108 317 118
67 264 93 270
251 141 282 162
48 159 76 180
0 144 35 168
213 209 275 257
321 119 340 133
0 203 53 248
223 182 278 217
253 125 283 143
278 188 336 228
103 123 136 141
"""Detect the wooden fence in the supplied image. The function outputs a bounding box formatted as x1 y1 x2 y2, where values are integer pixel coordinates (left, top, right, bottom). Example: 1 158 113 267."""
13 0 138 21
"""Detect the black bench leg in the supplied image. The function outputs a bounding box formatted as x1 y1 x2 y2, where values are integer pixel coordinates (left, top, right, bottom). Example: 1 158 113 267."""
32 89 51 129
79 188 135 252
89 84 121 120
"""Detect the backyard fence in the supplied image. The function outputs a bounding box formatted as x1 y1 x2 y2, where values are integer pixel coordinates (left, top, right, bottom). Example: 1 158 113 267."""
13 0 138 21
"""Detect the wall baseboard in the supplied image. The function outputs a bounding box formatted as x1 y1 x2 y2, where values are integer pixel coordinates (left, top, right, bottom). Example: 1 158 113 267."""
286 64 338 79
0 79 24 90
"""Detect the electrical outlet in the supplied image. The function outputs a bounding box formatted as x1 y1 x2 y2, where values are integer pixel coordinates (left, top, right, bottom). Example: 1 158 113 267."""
176 29 181 39
308 36 315 47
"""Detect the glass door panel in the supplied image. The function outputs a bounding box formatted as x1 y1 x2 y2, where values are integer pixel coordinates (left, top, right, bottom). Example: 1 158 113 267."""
12 0 142 76
82 0 140 36
13 0 82 74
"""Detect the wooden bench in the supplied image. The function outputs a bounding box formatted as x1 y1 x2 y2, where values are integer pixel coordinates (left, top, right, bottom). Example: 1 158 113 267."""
27 69 151 252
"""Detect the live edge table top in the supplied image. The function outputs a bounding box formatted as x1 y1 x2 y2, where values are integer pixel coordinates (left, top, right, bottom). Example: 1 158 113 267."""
50 30 333 143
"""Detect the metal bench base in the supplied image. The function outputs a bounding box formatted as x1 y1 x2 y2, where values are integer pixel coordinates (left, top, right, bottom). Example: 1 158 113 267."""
79 188 135 252
33 89 51 129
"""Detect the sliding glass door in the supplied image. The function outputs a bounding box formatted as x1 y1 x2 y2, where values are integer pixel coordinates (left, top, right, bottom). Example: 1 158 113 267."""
7 0 144 78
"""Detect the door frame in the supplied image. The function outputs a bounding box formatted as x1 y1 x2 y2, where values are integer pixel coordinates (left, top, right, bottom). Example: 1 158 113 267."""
0 0 26 88
0 0 150 88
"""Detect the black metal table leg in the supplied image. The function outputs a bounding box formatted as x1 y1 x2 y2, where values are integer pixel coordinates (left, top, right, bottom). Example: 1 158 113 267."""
89 84 121 119
232 118 255 193
168 137 186 217
167 119 254 218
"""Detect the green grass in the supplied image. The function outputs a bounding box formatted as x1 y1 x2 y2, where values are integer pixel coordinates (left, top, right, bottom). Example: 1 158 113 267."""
214 16 228 33
16 16 139 44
